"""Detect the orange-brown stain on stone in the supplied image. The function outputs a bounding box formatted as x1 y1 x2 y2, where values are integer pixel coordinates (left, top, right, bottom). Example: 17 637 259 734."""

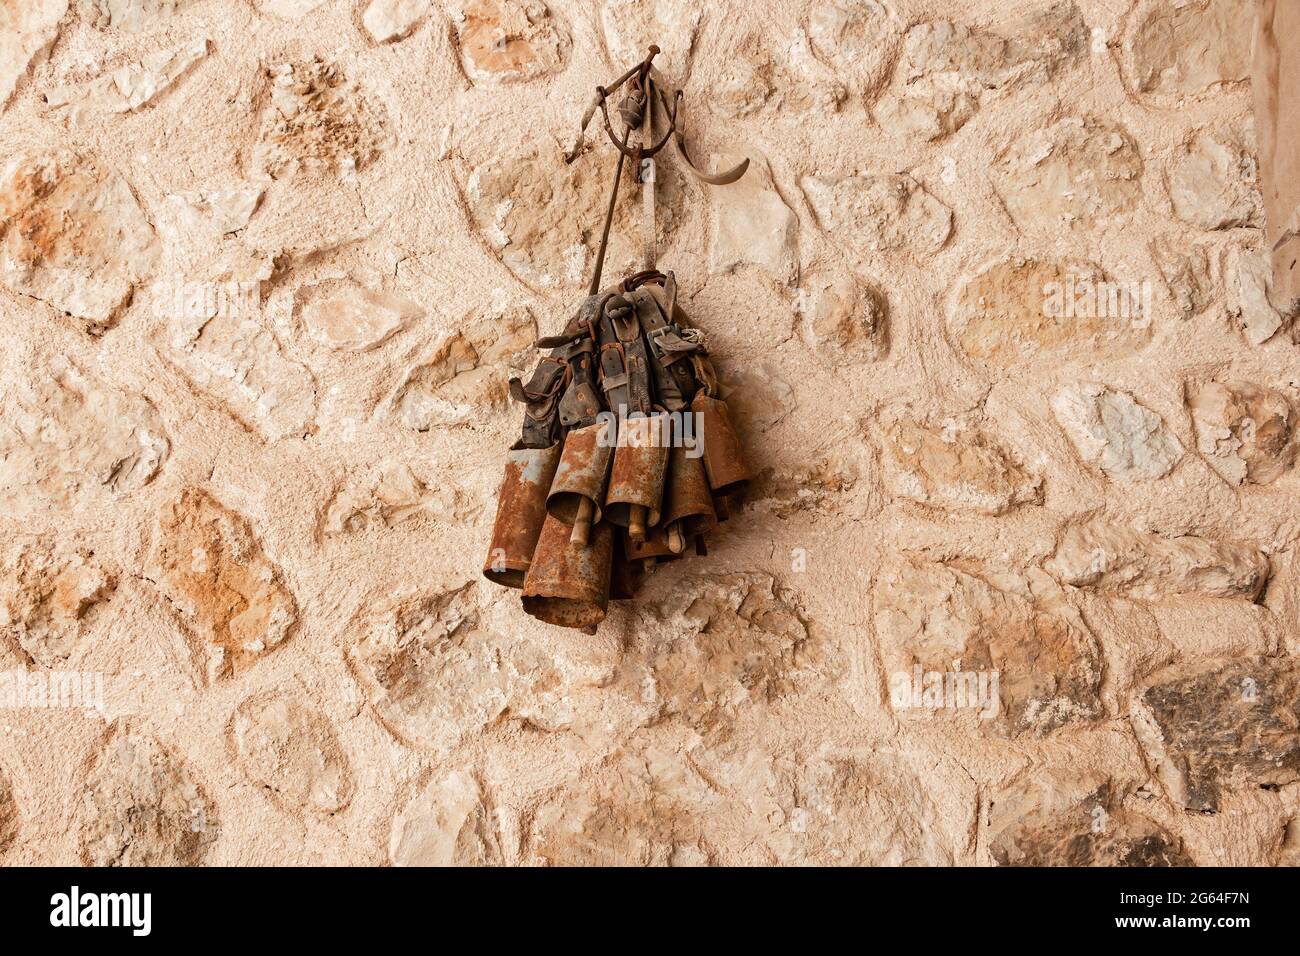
149 489 298 682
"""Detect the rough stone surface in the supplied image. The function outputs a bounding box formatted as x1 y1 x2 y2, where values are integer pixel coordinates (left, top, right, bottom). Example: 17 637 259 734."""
718 363 797 434
801 173 952 255
994 117 1143 233
0 540 115 666
797 272 887 364
805 0 898 96
0 771 16 854
0 150 159 331
951 258 1151 367
79 726 218 866
83 0 189 31
321 460 478 536
465 141 657 289
528 749 720 866
988 773 1192 866
1135 659 1300 812
1046 519 1269 602
619 573 825 734
1166 127 1262 231
1051 384 1184 481
252 59 390 180
750 447 871 519
389 770 503 865
392 307 535 427
750 750 968 865
0 358 170 516
45 37 207 116
1229 246 1292 344
529 745 967 866
874 557 1103 736
0 0 69 109
1188 381 1298 485
709 156 798 284
164 278 317 441
145 490 298 685
229 695 352 813
452 0 570 85
702 22 847 119
255 0 324 19
1152 238 1219 317
347 584 571 752
1127 0 1254 98
362 0 430 43
600 0 700 82
295 280 421 352
879 416 1042 516
163 187 262 238
877 3 1087 141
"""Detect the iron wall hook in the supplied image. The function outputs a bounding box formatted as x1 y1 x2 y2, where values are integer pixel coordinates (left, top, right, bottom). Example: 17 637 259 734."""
564 46 750 188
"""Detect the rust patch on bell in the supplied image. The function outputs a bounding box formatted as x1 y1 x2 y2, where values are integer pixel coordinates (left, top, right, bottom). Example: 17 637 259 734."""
521 514 613 629
482 441 562 588
604 413 670 528
547 419 615 524
662 429 716 531
693 393 751 498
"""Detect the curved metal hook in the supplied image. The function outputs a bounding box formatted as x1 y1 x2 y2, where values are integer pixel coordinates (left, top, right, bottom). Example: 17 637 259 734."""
564 45 750 188
656 85 748 186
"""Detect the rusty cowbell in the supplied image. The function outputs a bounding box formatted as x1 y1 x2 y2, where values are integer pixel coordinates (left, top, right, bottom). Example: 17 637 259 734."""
660 416 717 550
482 441 562 588
521 514 614 631
692 391 751 500
547 417 614 542
603 412 671 542
481 44 754 632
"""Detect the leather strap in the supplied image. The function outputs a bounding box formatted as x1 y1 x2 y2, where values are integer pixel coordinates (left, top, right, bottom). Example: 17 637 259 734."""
628 288 685 412
633 276 703 412
598 295 653 415
558 293 608 428
513 295 604 446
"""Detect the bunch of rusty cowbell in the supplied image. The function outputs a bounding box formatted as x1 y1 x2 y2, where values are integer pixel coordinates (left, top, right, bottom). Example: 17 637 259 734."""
482 47 752 633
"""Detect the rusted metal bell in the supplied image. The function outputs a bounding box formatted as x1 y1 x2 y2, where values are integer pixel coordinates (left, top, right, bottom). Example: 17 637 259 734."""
661 436 716 543
691 392 750 498
482 442 563 588
521 515 614 629
546 419 615 535
603 413 670 540
627 436 715 561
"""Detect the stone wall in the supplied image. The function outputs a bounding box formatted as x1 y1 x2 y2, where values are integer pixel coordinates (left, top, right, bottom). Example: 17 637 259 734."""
1 0 1297 866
